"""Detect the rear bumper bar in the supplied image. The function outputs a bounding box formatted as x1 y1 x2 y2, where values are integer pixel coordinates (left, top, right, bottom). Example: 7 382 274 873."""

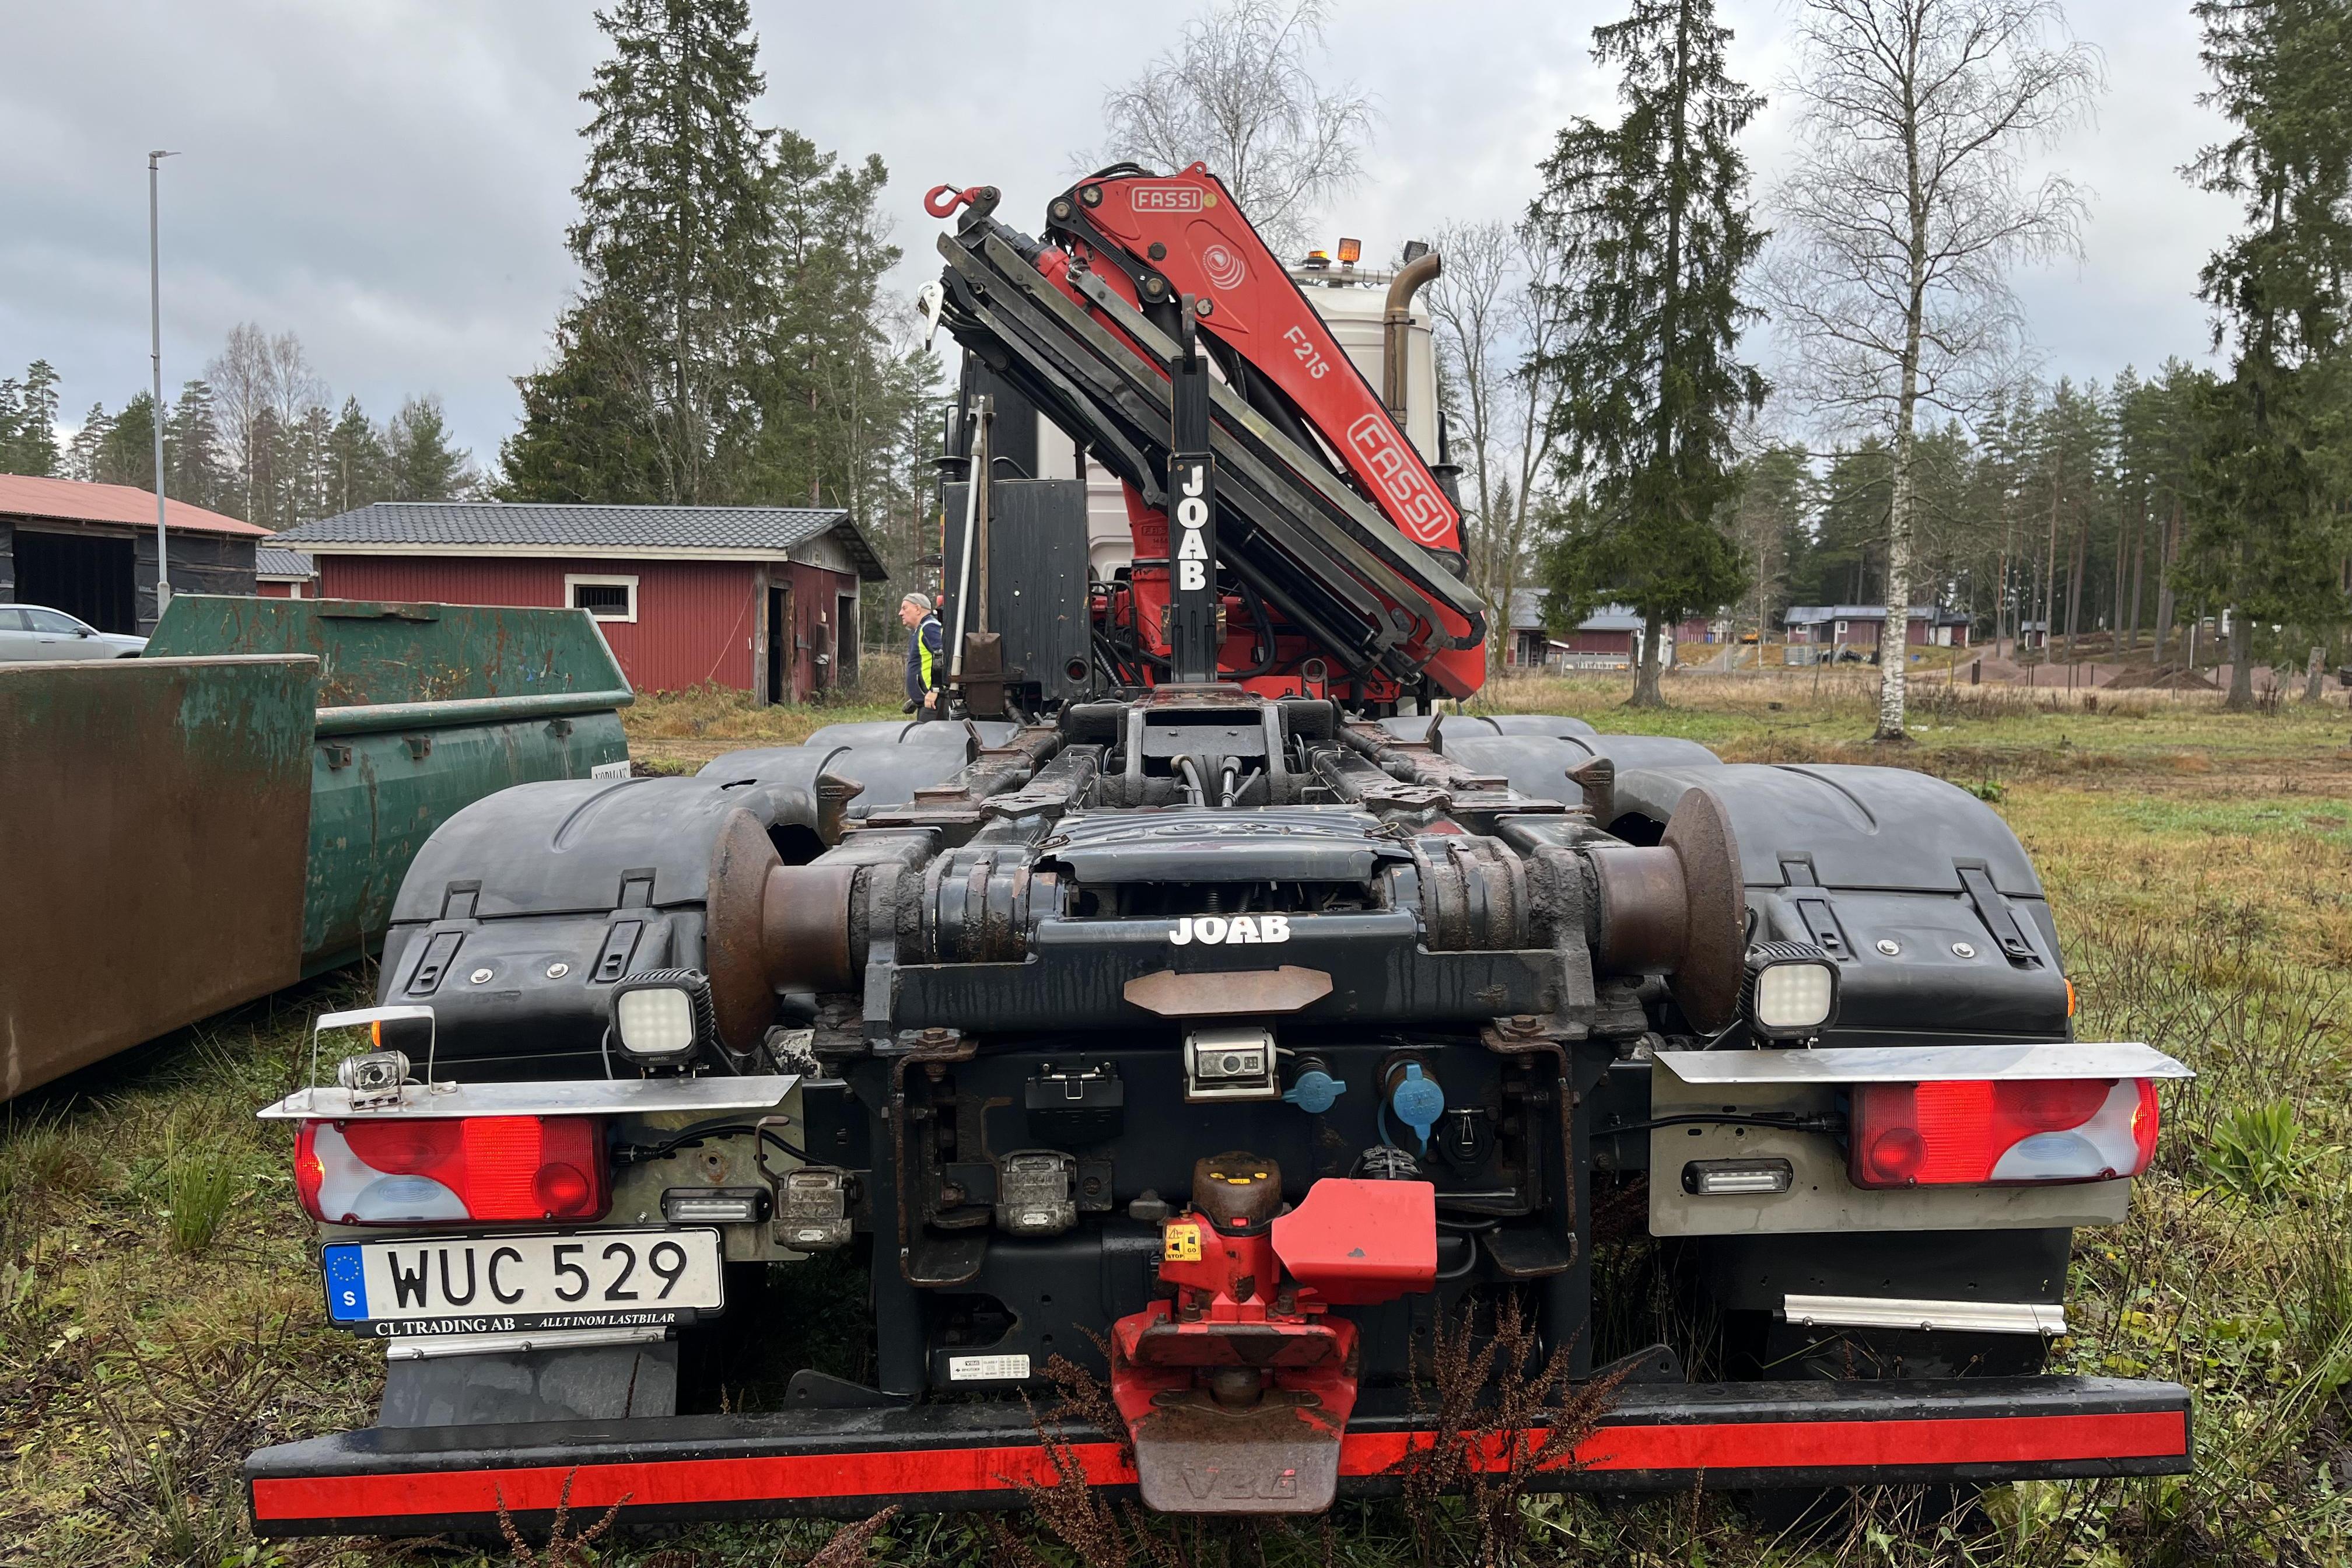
246 1374 2190 1536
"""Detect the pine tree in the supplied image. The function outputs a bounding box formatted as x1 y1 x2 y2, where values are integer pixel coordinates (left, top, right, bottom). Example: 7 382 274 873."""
62 402 113 482
758 131 900 508
386 396 474 501
2183 0 2352 706
1724 443 1810 640
99 393 158 489
0 360 62 476
505 0 779 503
324 397 388 514
165 380 228 514
1530 0 1766 706
288 403 337 527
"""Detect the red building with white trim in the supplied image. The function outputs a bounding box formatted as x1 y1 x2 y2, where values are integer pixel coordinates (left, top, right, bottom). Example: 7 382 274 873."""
254 545 317 598
276 502 888 702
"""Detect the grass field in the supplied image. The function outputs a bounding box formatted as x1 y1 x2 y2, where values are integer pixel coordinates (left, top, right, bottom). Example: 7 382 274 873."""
4 673 2347 1566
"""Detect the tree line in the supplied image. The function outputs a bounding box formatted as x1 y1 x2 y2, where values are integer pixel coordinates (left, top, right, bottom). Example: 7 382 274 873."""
0 328 477 530
1426 0 2351 721
1730 362 2246 670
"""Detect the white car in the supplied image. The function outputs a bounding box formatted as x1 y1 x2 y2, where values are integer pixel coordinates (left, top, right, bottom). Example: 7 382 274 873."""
0 604 147 661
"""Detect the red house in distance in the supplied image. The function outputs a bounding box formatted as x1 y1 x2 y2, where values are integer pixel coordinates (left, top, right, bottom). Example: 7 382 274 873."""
276 502 888 702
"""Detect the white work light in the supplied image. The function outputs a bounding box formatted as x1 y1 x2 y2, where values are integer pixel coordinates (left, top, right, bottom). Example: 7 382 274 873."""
610 970 715 1067
1742 943 1839 1040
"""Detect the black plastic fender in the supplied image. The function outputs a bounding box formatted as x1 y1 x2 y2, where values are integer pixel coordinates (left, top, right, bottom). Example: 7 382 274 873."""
378 775 825 1066
1605 762 2069 1039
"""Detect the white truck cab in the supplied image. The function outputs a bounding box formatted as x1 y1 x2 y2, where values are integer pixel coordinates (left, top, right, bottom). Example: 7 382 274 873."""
1016 237 1445 580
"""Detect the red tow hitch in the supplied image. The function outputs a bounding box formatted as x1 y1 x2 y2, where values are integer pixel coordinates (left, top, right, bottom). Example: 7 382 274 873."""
1110 1155 1436 1514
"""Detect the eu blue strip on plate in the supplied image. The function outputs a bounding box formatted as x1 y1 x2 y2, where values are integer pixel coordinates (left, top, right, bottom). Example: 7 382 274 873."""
323 1244 369 1321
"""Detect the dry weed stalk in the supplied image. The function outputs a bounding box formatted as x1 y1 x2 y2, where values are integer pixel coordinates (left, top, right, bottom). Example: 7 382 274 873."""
1006 1352 1241 1568
494 1469 626 1567
1394 1294 1623 1568
803 1503 904 1565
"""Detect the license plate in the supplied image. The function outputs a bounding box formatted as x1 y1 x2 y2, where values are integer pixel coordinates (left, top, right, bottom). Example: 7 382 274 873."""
321 1228 724 1337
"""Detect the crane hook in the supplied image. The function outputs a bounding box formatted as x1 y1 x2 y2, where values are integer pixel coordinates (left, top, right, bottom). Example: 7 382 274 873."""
924 183 998 220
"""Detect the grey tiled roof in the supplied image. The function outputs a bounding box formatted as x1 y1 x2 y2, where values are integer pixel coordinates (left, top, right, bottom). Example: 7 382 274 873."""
1507 587 1647 634
278 502 888 580
254 546 314 579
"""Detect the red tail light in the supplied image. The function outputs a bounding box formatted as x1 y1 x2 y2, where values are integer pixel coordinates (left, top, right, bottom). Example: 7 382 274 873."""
1850 1079 2158 1188
295 1116 607 1224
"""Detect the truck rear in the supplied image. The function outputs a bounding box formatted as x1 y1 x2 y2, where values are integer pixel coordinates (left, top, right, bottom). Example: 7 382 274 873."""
243 168 2190 1539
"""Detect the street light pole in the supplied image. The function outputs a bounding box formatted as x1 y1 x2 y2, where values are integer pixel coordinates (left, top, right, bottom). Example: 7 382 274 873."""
148 149 177 624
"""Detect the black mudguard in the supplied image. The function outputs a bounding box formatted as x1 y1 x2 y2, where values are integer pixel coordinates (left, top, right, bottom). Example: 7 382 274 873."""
1610 761 2070 1046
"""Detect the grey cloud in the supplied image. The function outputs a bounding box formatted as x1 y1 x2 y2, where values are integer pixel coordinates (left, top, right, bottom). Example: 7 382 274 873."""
1 0 2239 466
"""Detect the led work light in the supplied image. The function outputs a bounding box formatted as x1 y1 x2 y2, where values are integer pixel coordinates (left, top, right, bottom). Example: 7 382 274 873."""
1741 942 1839 1040
610 970 716 1067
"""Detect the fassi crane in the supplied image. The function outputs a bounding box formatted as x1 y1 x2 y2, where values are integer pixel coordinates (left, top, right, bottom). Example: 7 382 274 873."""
926 164 1489 711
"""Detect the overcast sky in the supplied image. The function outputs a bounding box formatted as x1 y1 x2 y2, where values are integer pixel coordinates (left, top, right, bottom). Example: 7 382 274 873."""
0 1 2242 471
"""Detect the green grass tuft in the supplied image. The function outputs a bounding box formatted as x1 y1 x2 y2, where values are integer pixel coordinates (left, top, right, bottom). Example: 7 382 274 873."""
162 1146 243 1256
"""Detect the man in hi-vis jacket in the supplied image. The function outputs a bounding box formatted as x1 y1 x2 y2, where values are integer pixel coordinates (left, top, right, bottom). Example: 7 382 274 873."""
900 592 944 718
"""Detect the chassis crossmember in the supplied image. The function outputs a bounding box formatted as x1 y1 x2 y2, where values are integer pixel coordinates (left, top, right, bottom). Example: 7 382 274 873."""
246 1375 2189 1536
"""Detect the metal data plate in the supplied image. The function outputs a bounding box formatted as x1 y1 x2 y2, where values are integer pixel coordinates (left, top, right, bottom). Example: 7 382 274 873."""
1653 1041 2191 1086
260 1073 800 1121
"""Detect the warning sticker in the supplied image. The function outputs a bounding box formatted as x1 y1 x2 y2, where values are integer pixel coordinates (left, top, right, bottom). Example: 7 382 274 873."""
1164 1223 1203 1262
947 1353 1031 1382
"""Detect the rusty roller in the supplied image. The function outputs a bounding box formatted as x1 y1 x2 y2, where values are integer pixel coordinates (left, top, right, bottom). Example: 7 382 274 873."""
704 806 862 1055
1583 786 1745 1032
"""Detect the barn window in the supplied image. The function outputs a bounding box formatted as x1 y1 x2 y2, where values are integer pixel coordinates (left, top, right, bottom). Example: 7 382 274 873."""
565 574 638 623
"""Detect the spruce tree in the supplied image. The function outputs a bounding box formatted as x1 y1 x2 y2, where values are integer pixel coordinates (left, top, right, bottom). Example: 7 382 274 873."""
99 393 158 489
1530 0 1765 706
165 380 228 514
386 396 474 501
324 397 388 514
505 0 778 503
0 361 62 476
2183 0 2352 706
62 402 113 483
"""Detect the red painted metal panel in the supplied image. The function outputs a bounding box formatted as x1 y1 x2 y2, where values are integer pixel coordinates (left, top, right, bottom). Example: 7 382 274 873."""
316 556 762 694
783 562 857 699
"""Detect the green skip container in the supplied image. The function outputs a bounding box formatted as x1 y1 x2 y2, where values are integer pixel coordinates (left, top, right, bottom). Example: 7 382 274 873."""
144 596 634 974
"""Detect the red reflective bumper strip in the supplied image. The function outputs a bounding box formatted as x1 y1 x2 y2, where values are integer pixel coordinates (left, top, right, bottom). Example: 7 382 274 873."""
249 1409 2188 1523
1340 1408 2191 1477
253 1441 1133 1523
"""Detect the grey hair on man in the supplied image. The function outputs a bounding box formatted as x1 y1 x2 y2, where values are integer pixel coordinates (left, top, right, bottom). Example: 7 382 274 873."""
901 592 933 612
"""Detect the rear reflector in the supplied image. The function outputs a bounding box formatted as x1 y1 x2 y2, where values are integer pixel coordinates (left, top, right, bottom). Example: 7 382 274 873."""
1850 1079 2157 1188
295 1116 607 1224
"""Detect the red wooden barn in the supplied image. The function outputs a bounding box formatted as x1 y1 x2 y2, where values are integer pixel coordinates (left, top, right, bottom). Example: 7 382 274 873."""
276 502 888 702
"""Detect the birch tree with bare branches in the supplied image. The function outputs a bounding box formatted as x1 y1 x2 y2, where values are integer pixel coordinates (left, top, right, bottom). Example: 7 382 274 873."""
1096 0 1376 256
1424 219 1578 678
1765 0 2101 738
